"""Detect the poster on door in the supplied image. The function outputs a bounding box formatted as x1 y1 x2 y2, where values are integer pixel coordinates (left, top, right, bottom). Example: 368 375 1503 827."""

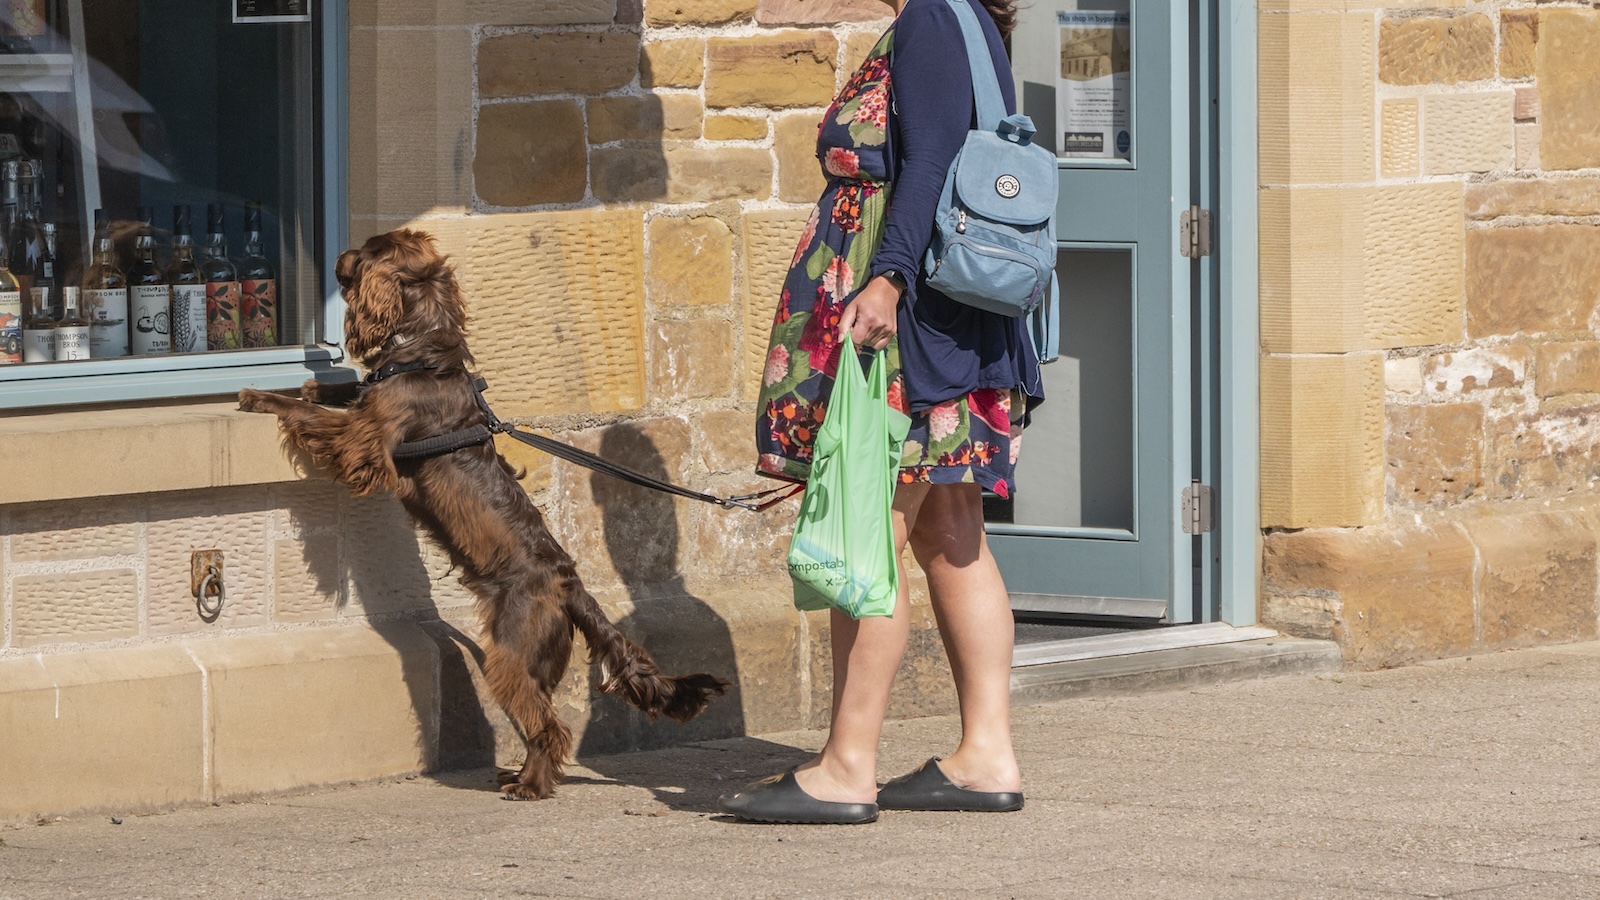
1057 10 1131 160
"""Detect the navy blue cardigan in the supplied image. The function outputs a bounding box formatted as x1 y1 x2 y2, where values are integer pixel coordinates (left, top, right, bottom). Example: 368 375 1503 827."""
868 0 1043 413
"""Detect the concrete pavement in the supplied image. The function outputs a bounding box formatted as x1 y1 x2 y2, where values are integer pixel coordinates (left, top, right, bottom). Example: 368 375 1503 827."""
6 641 1600 899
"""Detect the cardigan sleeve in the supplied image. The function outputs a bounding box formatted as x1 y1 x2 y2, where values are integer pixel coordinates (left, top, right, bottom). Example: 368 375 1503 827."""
869 0 1016 287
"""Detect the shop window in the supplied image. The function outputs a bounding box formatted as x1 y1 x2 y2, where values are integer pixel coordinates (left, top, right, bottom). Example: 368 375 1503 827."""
0 0 344 410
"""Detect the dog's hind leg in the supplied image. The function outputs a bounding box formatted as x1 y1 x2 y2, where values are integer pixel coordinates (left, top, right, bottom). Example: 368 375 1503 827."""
481 603 574 801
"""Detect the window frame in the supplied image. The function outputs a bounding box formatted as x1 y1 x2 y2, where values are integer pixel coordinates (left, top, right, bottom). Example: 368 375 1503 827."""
0 0 351 412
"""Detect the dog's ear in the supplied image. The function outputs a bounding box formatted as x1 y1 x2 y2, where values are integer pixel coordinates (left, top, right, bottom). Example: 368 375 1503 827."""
343 251 406 359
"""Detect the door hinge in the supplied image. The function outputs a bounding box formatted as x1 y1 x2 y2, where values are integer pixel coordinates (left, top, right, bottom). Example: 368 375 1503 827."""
1179 206 1212 259
1182 480 1214 534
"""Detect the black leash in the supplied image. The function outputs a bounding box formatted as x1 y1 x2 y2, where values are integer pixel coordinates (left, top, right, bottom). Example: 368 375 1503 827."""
371 366 800 512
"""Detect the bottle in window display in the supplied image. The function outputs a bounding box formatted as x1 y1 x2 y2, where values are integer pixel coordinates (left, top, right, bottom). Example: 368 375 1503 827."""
15 161 51 321
166 205 205 354
86 208 129 358
0 230 20 364
239 201 277 348
54 285 87 360
201 203 240 351
128 206 169 355
0 0 48 54
20 264 49 361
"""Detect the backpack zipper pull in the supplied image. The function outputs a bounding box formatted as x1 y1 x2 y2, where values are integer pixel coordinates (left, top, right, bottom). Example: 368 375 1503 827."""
957 210 967 234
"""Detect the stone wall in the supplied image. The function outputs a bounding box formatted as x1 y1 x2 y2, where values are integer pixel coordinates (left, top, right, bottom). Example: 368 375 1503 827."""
0 0 967 822
1260 2 1600 667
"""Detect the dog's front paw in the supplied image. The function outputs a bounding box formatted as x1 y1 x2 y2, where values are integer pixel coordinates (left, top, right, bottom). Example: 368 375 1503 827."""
298 378 323 404
237 388 277 414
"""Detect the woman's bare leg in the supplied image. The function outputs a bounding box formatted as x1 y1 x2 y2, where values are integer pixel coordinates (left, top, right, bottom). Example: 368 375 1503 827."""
907 483 1021 793
793 482 930 804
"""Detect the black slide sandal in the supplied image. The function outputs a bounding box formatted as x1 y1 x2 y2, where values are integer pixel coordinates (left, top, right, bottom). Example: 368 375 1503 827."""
876 758 1025 812
717 770 880 825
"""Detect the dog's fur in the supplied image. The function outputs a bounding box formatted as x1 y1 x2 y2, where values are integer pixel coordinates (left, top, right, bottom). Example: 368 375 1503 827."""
238 229 729 800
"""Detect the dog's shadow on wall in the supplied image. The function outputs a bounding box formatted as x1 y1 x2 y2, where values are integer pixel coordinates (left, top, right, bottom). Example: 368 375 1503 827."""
572 424 750 812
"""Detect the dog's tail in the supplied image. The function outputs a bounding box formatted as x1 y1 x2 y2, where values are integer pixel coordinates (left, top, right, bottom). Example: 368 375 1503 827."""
563 587 730 722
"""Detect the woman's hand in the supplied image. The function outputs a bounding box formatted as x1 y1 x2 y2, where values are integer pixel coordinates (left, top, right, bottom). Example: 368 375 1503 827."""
838 275 903 350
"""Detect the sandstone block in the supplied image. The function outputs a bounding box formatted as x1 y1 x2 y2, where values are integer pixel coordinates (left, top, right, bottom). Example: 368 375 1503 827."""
275 536 343 623
478 32 638 98
190 627 438 798
0 648 205 819
1260 183 1465 353
11 569 138 646
705 114 768 141
588 94 703 144
1466 178 1600 220
1467 225 1600 338
842 29 887 79
1516 124 1541 171
274 480 342 539
757 0 892 25
1538 10 1600 171
349 0 613 25
145 491 273 635
1377 14 1493 85
1262 523 1477 669
1265 0 1465 8
775 113 826 204
555 419 694 593
616 0 642 23
640 38 706 89
741 209 812 401
347 28 472 219
494 434 555 495
451 209 648 416
1514 87 1540 123
1486 404 1600 501
474 101 587 207
1260 353 1385 529
698 408 760 475
341 493 437 617
1500 10 1540 80
1424 346 1529 395
1381 99 1418 179
593 144 772 204
1384 356 1423 394
1386 402 1482 508
1465 513 1598 648
8 497 140 561
706 33 839 110
1537 342 1600 399
645 0 757 27
649 214 734 307
1259 13 1374 185
691 495 790 580
651 319 736 404
1422 91 1514 175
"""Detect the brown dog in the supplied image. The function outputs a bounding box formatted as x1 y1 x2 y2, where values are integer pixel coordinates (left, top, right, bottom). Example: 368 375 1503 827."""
239 229 729 800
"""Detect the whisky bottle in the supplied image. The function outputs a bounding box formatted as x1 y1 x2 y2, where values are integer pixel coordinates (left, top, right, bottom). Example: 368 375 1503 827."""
166 205 205 354
15 160 51 325
239 201 277 348
128 206 168 355
19 251 49 361
54 286 87 360
201 203 240 351
0 230 18 364
85 208 129 358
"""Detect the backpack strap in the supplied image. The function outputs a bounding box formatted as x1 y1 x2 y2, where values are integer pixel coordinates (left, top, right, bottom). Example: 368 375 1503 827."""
944 0 1007 132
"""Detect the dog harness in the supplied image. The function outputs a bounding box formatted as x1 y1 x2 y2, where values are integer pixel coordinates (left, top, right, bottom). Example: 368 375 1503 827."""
361 364 800 512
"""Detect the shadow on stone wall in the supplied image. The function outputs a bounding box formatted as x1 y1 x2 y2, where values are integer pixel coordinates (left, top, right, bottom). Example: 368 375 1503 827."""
576 424 747 806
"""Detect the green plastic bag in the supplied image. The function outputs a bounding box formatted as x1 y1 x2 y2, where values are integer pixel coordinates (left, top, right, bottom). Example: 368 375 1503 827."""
787 336 912 619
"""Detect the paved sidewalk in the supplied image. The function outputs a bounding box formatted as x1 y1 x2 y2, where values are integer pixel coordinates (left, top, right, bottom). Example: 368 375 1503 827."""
7 642 1600 899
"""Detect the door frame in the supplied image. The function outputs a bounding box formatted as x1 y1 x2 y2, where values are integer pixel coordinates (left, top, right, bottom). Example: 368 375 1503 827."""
1213 0 1258 626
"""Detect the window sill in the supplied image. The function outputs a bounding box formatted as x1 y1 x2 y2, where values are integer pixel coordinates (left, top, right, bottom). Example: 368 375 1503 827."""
0 398 318 505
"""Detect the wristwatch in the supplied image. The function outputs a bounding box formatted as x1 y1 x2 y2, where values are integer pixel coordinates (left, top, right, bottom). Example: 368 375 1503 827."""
879 269 908 292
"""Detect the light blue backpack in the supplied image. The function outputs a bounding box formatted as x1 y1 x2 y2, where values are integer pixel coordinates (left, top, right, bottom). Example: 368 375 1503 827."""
920 0 1059 362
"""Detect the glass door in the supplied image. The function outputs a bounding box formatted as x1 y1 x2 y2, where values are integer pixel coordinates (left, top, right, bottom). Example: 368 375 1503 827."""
989 0 1195 622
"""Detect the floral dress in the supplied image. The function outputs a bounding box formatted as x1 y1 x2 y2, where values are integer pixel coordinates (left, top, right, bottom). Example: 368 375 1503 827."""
754 26 1024 498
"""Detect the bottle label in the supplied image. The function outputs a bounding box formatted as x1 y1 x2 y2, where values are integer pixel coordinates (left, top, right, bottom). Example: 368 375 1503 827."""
171 283 207 354
0 288 20 364
241 278 278 348
22 324 51 362
54 324 89 360
130 284 170 355
29 284 48 316
206 280 241 351
86 287 129 358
